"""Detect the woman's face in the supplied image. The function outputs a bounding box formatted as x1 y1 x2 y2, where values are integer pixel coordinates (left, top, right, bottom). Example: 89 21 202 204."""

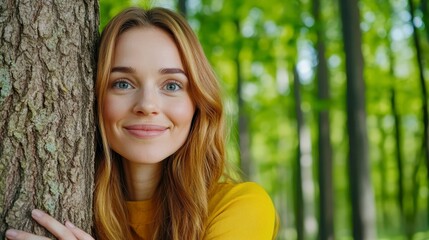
103 26 195 165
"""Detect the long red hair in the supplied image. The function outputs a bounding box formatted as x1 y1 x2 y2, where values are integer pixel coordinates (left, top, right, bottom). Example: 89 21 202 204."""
94 7 226 240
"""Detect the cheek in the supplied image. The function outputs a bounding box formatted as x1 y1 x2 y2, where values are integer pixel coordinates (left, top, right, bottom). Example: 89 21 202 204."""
102 95 125 127
170 98 195 127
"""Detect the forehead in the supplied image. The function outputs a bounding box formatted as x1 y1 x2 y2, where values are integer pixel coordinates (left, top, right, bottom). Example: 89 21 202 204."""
113 26 182 66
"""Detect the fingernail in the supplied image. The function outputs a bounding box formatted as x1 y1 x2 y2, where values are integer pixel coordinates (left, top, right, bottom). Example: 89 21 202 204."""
32 209 44 219
65 221 76 228
6 229 18 238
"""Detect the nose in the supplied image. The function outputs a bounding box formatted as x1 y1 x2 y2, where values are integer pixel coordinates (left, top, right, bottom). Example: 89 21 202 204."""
133 88 159 116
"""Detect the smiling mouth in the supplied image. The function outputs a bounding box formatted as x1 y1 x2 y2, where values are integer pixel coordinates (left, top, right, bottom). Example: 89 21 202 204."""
124 125 168 138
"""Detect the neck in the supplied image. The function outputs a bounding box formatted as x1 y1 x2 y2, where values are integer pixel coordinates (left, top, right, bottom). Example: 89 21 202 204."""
122 160 163 201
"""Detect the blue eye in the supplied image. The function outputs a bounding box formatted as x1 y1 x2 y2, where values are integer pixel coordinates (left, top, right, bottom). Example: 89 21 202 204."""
113 80 133 89
164 82 182 92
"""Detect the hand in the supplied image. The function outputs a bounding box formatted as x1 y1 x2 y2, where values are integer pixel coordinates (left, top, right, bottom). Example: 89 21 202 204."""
5 209 94 240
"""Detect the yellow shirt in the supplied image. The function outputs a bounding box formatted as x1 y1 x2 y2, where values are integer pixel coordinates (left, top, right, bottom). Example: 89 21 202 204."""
126 182 277 239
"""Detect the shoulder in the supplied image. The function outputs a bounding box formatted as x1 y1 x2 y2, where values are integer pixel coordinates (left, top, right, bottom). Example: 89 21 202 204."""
210 182 273 207
205 182 277 240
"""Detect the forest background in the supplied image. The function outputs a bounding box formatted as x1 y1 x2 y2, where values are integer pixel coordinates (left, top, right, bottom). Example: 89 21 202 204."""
97 0 429 239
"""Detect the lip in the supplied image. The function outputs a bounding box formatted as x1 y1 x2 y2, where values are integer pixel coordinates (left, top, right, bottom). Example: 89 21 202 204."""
124 124 168 138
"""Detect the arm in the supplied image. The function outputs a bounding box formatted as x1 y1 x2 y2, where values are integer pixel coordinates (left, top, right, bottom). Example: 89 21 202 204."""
6 209 93 240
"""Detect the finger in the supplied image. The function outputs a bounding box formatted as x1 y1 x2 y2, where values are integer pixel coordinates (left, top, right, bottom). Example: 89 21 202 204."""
5 229 50 240
65 221 95 240
31 209 76 240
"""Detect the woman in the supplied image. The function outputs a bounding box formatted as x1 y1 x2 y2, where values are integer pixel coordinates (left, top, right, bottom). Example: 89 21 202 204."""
6 7 277 240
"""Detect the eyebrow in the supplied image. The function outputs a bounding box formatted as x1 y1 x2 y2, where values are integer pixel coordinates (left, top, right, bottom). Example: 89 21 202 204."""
159 68 187 76
110 66 187 77
111 66 136 73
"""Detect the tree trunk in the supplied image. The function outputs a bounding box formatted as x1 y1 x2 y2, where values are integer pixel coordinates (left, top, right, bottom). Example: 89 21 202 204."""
293 65 316 240
376 117 388 232
293 65 304 240
383 3 406 233
313 0 334 238
389 68 405 225
0 0 99 237
338 0 377 239
233 19 253 180
408 154 423 238
408 0 429 224
421 0 429 41
177 0 188 18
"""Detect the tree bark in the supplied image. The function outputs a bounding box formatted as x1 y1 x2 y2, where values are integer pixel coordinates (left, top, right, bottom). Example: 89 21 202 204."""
338 0 377 239
0 0 98 237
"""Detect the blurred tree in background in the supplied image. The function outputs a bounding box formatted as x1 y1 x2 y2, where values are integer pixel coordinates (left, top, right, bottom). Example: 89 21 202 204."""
100 0 429 239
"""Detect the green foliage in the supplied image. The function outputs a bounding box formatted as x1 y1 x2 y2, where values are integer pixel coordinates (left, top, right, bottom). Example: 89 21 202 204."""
99 0 176 30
